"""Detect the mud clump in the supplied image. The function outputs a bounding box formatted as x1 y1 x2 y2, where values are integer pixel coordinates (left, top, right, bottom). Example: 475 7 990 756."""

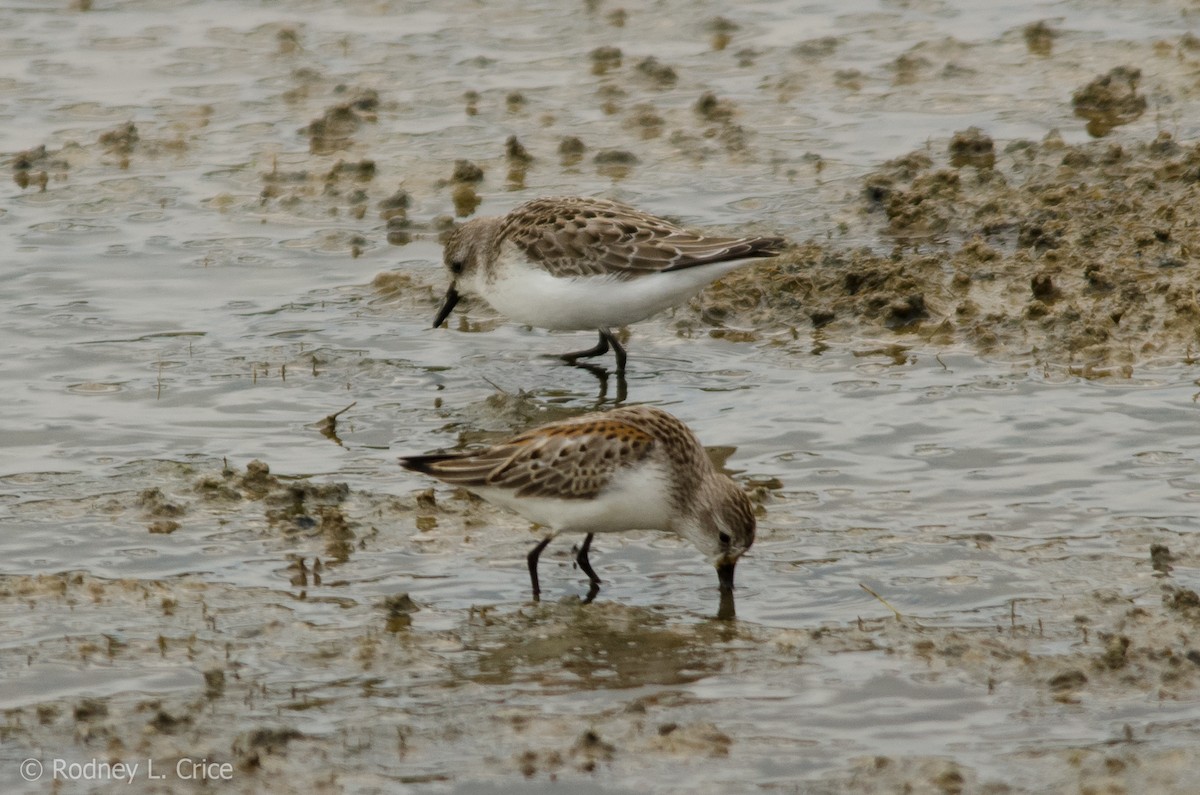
891 52 931 85
195 463 244 501
452 183 481 216
275 26 300 54
1151 543 1174 574
505 137 532 188
596 81 626 115
203 668 226 699
626 103 664 139
703 130 1200 375
1072 66 1146 137
1098 634 1131 670
447 159 484 215
1167 586 1200 614
301 102 361 148
505 135 532 164
1048 669 1088 694
190 459 355 554
594 148 639 178
73 697 108 722
570 729 616 772
828 758 973 795
239 459 279 497
694 91 735 123
379 188 413 244
233 727 304 770
1023 21 1057 56
707 17 738 51
138 487 185 534
138 487 184 517
462 89 479 116
300 88 379 153
12 144 67 190
98 121 138 168
381 592 419 630
948 127 995 169
635 56 678 88
378 188 410 220
834 68 864 91
559 136 586 166
371 269 421 299
244 467 355 563
515 728 615 778
326 158 375 181
99 121 138 156
590 45 622 75
451 158 484 183
648 721 732 756
794 36 840 60
257 158 375 221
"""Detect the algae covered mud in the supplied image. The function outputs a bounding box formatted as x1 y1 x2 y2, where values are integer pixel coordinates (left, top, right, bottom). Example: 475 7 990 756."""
3 0 1200 792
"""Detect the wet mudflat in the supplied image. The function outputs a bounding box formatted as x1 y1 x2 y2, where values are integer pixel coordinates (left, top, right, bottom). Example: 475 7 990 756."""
3 1 1200 792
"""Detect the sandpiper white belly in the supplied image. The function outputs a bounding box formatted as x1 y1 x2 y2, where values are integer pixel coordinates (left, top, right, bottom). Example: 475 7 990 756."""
482 245 756 331
470 461 674 534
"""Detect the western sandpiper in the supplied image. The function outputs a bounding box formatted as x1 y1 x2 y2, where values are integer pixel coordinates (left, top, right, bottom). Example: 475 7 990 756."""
432 196 785 373
399 405 755 607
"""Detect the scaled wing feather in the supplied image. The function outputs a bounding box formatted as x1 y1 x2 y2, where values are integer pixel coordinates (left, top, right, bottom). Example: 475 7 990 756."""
501 197 784 279
407 419 655 500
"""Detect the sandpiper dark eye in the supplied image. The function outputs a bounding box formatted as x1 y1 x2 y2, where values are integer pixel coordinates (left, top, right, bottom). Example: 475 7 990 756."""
718 532 731 548
449 260 465 276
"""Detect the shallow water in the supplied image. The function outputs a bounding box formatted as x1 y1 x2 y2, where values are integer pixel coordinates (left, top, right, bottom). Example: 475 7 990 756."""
3 0 1200 792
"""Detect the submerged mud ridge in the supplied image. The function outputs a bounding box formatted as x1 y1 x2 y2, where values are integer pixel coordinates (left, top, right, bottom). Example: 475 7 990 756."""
702 131 1200 375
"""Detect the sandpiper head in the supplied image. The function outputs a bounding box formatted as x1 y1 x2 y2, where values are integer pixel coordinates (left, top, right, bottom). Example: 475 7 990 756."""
433 219 496 328
692 478 756 593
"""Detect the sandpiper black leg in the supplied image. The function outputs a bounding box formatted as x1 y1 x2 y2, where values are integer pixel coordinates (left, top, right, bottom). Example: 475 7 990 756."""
716 588 736 621
576 535 604 598
559 331 610 365
715 560 737 620
583 580 601 604
527 536 553 600
600 329 627 374
568 362 628 406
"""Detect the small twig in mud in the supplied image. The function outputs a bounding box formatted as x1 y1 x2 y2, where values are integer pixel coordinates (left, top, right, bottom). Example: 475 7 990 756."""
481 376 510 395
317 402 357 445
860 582 906 621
